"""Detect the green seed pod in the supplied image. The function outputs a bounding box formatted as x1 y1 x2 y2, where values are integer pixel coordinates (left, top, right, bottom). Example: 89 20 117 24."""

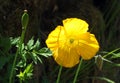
95 55 103 70
21 10 29 29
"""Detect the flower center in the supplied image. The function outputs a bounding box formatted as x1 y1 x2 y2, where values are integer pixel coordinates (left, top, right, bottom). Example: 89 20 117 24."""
69 39 74 44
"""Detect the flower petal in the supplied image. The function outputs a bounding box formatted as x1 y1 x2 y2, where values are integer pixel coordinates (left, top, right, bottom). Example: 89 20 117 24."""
77 33 99 59
46 26 65 51
53 47 80 68
63 18 89 35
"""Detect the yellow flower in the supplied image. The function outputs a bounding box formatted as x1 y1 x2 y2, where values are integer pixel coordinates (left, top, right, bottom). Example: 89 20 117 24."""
46 18 99 68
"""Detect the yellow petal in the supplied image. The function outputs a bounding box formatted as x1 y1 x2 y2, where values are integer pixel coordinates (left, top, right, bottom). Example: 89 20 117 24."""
63 18 89 36
46 26 65 51
53 47 80 68
77 33 99 59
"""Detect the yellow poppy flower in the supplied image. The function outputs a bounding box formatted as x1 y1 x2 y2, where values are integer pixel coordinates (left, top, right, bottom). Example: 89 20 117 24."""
46 18 99 68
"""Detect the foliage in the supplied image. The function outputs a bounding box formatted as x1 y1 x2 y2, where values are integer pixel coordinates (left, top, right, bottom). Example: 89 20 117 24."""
17 63 33 82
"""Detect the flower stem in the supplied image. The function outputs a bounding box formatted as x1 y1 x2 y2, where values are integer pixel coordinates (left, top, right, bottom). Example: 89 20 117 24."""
9 10 29 83
9 49 19 83
9 28 26 83
73 58 83 83
56 66 63 83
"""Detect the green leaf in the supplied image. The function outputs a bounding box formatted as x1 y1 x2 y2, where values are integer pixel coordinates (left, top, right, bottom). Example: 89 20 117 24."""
30 52 38 64
23 63 33 80
37 47 52 57
111 53 120 59
33 39 40 50
26 38 34 50
36 55 43 63
112 63 120 67
23 63 33 75
16 60 26 68
103 48 120 58
17 63 33 81
17 71 24 81
90 77 115 83
10 37 20 45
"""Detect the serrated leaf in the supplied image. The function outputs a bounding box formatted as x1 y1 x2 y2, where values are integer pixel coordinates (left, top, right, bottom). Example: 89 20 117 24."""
17 63 33 81
36 55 43 63
37 47 52 57
23 63 33 74
10 37 20 45
27 38 34 50
16 71 24 81
33 39 40 50
16 60 26 68
30 52 37 64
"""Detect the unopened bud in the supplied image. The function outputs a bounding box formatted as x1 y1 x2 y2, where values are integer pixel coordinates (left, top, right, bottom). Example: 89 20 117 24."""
21 10 29 29
95 55 103 70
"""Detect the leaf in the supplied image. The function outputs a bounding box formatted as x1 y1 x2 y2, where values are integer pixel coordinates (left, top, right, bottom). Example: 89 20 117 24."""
37 47 52 57
17 63 33 81
16 60 26 68
112 63 120 67
10 37 20 45
23 63 33 80
30 52 38 64
23 63 33 75
33 39 40 50
103 48 120 58
27 38 34 50
17 71 24 81
90 77 115 83
111 53 120 59
36 55 43 63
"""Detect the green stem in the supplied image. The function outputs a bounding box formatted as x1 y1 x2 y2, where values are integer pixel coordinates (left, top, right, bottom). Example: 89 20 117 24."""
9 27 27 83
9 49 19 83
73 58 83 83
103 48 120 58
56 66 63 83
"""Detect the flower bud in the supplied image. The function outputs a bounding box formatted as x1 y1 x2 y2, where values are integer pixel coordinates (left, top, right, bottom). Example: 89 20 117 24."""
95 55 103 70
21 10 29 29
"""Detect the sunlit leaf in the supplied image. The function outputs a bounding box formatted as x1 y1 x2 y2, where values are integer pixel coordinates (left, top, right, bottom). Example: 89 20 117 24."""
90 77 115 83
33 39 40 50
27 38 34 50
37 47 52 57
111 53 120 59
30 52 37 64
